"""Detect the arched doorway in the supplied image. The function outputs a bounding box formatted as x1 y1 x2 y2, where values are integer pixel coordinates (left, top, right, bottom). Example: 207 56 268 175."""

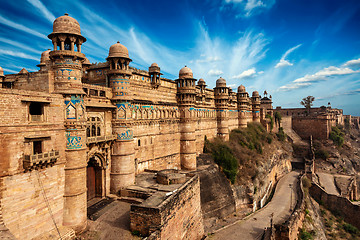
87 154 105 201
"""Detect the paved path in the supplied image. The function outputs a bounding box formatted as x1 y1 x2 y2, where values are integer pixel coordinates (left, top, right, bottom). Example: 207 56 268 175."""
317 172 339 195
211 171 299 240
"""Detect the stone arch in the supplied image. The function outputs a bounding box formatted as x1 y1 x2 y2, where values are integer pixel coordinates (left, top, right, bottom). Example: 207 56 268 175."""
87 150 107 201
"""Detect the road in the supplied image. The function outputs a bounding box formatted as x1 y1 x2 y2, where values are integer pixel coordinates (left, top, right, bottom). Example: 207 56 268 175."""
210 171 299 240
316 172 339 195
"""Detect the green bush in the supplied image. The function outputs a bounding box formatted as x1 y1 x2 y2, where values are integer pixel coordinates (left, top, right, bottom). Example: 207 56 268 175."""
211 143 238 184
277 127 286 141
266 114 274 131
299 228 314 240
343 223 359 235
329 126 345 147
315 148 329 160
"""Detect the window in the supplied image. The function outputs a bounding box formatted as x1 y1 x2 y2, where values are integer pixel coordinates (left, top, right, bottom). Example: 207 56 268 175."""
138 139 141 147
33 141 42 154
29 102 44 122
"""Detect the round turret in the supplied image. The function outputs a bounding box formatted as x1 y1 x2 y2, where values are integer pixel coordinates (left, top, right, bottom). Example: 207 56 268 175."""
40 49 51 64
252 91 259 97
108 41 130 59
238 85 246 93
216 77 226 88
0 66 4 77
48 13 86 41
179 66 193 79
198 78 206 85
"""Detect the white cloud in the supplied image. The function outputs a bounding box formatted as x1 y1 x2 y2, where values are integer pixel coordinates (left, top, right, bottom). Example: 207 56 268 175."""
0 15 47 40
0 37 42 54
0 49 38 61
232 67 256 79
27 0 55 23
223 0 275 17
208 69 224 76
275 59 293 68
343 58 360 68
293 66 359 83
275 44 301 68
278 65 360 91
196 56 221 63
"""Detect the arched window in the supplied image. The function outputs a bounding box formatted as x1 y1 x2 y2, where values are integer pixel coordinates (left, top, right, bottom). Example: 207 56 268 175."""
97 127 101 136
64 38 71 50
87 127 90 137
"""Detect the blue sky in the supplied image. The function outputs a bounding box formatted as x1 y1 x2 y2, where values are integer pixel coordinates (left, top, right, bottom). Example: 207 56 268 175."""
0 0 360 115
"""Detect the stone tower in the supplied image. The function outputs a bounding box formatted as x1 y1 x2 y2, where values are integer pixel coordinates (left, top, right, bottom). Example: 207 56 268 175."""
215 77 229 141
149 63 161 88
48 13 87 232
176 66 197 170
197 78 206 103
106 42 135 192
37 49 51 72
237 84 250 128
252 91 261 122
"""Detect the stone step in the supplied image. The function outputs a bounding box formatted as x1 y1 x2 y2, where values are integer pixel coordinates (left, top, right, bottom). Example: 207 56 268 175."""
118 196 144 204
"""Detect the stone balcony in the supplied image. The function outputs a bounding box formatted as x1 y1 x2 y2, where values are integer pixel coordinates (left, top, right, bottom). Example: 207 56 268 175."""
86 134 117 144
24 150 59 171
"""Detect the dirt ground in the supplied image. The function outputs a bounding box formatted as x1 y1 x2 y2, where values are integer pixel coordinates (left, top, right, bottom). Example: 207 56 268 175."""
76 201 141 240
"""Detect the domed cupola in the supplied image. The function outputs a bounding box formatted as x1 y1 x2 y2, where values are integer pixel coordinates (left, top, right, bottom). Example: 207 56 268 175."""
149 63 162 88
179 66 193 79
48 13 86 52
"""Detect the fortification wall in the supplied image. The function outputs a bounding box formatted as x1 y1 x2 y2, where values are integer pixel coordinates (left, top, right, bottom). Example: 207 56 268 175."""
130 175 204 240
292 116 329 140
0 88 66 239
133 121 181 172
310 183 360 230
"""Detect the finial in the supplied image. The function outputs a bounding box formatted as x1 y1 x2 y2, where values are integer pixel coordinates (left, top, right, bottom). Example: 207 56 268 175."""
117 41 120 43
64 13 69 16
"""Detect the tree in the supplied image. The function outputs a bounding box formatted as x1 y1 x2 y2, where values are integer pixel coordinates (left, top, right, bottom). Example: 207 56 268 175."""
274 112 282 129
300 96 315 114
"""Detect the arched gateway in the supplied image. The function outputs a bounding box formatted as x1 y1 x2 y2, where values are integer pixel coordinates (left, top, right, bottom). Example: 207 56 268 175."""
87 153 106 201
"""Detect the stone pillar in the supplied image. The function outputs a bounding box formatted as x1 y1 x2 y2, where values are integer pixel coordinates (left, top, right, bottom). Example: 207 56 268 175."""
108 66 135 193
63 98 87 232
179 106 196 170
214 78 229 141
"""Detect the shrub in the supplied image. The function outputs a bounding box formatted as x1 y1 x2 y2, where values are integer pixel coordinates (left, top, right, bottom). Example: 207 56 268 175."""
266 114 274 131
343 223 359 235
315 148 329 160
299 228 314 240
329 126 345 147
211 142 238 184
277 127 286 141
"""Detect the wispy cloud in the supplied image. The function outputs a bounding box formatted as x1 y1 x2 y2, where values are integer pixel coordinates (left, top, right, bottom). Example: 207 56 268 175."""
0 49 38 61
208 69 223 76
278 65 360 91
275 44 301 68
343 58 360 69
0 15 47 40
224 0 276 17
27 0 55 23
318 89 360 100
231 67 257 79
0 37 42 54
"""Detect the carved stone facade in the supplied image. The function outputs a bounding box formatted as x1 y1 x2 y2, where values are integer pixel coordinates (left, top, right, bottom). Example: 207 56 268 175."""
0 14 273 239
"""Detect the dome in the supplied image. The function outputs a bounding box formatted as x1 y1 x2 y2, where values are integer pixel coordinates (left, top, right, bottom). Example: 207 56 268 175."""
179 66 193 78
216 77 226 87
252 91 259 97
238 85 246 92
39 49 51 64
198 78 206 85
0 66 4 77
19 68 28 74
48 14 85 41
151 63 159 67
108 41 130 59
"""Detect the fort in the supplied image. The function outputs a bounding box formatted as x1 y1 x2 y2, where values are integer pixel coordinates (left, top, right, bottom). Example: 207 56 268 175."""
0 13 353 240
